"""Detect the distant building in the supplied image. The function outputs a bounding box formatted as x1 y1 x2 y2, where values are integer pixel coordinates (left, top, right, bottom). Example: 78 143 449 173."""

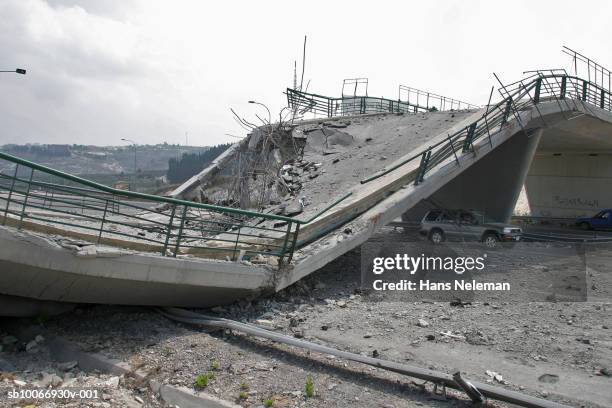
114 181 130 190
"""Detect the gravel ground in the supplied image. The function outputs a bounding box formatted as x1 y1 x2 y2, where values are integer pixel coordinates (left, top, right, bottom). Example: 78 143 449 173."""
0 331 152 407
1 228 611 408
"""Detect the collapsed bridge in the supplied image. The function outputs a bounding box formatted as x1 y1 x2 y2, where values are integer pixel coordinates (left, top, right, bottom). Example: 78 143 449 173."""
1 62 612 315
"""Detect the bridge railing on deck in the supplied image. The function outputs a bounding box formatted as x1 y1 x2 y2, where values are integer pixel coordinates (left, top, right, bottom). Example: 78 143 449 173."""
360 73 612 185
398 85 478 112
0 152 312 267
286 88 479 118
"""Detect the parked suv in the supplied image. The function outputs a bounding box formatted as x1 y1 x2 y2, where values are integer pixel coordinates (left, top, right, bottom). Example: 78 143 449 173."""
419 209 522 248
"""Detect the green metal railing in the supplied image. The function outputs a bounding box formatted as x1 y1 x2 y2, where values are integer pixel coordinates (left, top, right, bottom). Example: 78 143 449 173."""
360 73 611 185
0 152 353 267
398 85 478 112
286 88 478 118
2 73 608 269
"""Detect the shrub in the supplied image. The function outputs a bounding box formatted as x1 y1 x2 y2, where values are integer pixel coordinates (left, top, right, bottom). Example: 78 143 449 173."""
195 374 209 389
305 375 315 398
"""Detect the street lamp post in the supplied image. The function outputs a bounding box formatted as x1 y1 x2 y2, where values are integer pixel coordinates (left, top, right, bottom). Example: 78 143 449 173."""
0 69 26 75
248 100 271 125
121 138 137 190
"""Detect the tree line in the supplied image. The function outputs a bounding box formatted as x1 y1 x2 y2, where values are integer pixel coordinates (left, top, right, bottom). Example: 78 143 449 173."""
3 144 71 157
167 143 231 183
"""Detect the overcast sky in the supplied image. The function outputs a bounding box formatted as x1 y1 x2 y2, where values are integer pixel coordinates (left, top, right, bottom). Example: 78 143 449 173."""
0 0 611 147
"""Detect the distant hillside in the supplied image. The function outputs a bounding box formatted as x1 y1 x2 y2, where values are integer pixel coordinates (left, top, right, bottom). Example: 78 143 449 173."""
0 143 208 176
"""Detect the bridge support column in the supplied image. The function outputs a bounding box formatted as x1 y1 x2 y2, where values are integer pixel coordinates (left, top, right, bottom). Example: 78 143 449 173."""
404 128 543 223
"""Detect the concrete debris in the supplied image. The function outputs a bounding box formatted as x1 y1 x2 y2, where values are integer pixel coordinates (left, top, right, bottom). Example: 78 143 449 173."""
323 121 350 129
278 159 323 197
25 340 38 353
485 370 506 384
284 199 304 216
439 331 465 340
57 360 79 371
465 330 491 345
75 245 97 258
416 319 429 328
101 376 121 389
37 372 63 388
450 299 471 307
538 374 559 383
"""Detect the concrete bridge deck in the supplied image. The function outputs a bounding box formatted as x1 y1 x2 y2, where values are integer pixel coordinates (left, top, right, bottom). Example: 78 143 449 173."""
2 73 612 315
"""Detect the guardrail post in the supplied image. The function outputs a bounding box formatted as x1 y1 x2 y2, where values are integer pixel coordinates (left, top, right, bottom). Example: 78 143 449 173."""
360 97 365 114
414 150 431 186
560 76 567 99
582 81 588 101
462 122 477 153
601 89 606 109
162 204 177 256
447 134 459 165
2 165 19 226
278 221 293 268
97 200 109 244
172 206 188 257
500 99 512 128
534 78 542 104
18 168 34 229
232 223 242 261
286 223 300 265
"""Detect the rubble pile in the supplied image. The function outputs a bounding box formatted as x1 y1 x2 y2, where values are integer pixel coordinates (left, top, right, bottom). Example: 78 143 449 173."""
279 159 323 196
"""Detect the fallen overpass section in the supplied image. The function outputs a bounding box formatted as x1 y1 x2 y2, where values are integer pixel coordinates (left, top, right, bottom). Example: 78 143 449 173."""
1 69 612 313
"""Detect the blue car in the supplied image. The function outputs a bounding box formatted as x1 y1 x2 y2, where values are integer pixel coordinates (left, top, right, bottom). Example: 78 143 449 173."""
576 209 612 230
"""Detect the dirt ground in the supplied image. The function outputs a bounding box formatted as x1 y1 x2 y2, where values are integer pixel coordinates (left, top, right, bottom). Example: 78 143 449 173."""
1 227 611 408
